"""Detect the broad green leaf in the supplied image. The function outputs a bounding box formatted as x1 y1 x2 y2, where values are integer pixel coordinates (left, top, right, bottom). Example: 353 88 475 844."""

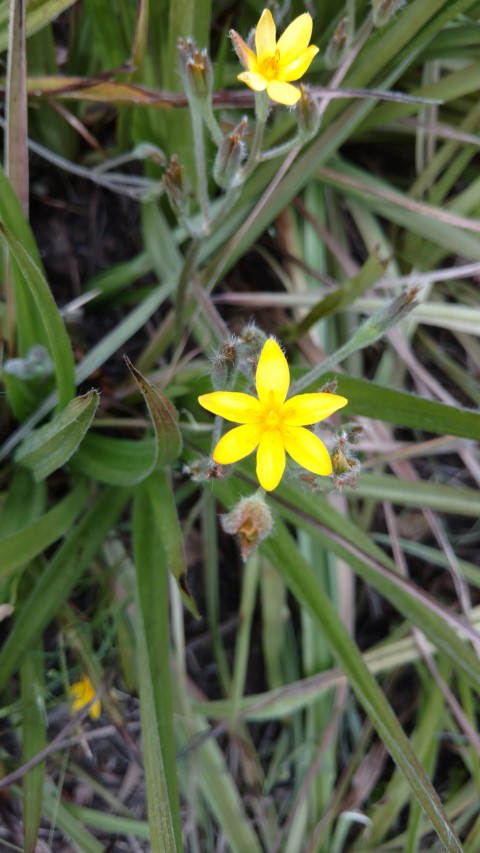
0 468 46 537
74 364 182 484
72 433 157 485
0 222 75 410
0 165 45 357
15 391 99 480
133 479 182 852
146 471 200 618
0 479 89 580
0 486 129 692
125 357 182 464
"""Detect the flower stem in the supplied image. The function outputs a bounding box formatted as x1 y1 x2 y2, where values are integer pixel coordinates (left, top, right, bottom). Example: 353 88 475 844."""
259 137 300 162
198 99 224 147
240 91 269 180
189 103 210 229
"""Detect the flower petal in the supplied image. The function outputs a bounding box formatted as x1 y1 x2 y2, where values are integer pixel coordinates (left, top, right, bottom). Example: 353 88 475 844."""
266 80 301 105
256 337 290 407
256 429 285 491
276 13 313 66
237 70 268 92
283 426 332 476
230 29 258 71
213 424 261 464
282 392 348 426
255 8 276 64
277 45 319 81
198 392 263 423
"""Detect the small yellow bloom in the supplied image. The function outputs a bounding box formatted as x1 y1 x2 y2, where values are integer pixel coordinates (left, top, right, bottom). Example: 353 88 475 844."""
230 9 319 106
199 338 348 491
69 674 101 721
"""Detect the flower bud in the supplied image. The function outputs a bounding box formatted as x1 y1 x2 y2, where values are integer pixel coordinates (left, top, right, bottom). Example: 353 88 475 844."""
331 428 362 490
178 38 213 100
213 118 248 189
221 491 273 561
294 85 321 141
229 28 255 71
372 0 406 28
324 17 349 69
184 458 231 482
211 335 241 390
163 156 191 217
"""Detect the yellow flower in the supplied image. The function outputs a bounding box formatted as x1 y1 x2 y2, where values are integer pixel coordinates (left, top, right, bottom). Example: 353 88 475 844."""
69 674 101 721
198 338 348 491
230 9 319 106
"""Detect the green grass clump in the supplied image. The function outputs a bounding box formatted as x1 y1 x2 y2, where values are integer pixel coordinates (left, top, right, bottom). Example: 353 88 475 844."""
1 1 480 850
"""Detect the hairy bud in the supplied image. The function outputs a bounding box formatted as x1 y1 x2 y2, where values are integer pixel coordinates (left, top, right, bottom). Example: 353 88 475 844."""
294 85 321 141
221 491 273 561
178 38 213 99
213 118 248 188
372 0 406 28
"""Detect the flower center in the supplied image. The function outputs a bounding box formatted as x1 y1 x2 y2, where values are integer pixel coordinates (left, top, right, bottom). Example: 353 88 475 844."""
264 409 280 428
259 50 280 79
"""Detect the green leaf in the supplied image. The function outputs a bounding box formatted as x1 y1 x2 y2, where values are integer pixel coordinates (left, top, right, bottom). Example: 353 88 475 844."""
293 371 480 441
125 357 182 464
133 479 182 852
0 479 89 580
147 470 200 618
73 360 183 485
42 780 104 853
15 391 99 480
21 645 46 853
74 433 157 485
265 520 463 852
284 252 388 342
352 472 480 517
0 486 130 692
0 221 75 410
0 0 80 53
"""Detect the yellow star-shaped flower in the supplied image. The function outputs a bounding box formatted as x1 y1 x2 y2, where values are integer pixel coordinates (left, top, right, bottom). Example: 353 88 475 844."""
230 9 319 106
69 674 101 721
199 338 348 491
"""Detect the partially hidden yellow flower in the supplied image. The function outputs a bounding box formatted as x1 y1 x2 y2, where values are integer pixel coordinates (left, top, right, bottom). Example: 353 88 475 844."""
230 9 319 106
69 674 101 721
198 338 348 491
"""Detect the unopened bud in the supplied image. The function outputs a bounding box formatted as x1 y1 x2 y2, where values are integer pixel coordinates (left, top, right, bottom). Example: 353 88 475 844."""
324 17 349 69
178 38 213 99
320 378 338 395
372 0 406 28
354 287 419 349
229 28 255 71
163 156 191 217
238 323 267 352
294 86 321 141
185 458 231 482
211 336 241 389
331 428 361 490
213 118 248 189
221 491 273 561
